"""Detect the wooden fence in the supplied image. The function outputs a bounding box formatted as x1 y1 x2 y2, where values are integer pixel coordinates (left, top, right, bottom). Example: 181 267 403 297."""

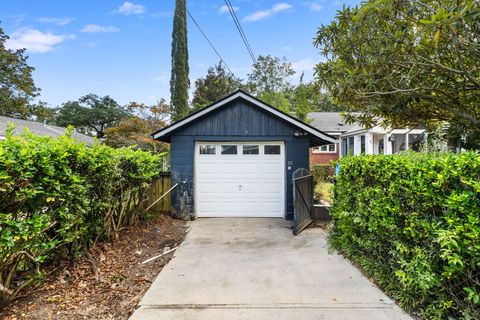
144 174 171 212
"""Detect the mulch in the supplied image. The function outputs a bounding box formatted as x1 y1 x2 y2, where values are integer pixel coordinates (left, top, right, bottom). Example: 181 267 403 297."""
1 213 188 320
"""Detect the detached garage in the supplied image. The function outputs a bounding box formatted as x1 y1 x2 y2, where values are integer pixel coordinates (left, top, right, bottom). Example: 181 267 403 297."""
152 90 335 220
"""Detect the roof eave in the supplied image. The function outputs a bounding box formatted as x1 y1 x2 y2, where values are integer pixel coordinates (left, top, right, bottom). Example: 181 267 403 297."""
151 90 337 144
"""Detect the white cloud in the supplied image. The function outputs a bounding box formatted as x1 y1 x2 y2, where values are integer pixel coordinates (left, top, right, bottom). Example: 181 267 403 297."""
244 2 292 22
272 2 292 12
218 5 239 14
115 1 146 15
304 2 323 11
154 75 168 84
81 24 120 33
38 17 73 26
5 28 75 53
292 58 316 72
282 46 291 51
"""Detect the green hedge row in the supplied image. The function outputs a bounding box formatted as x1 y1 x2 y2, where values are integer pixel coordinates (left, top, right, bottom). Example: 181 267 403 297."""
330 152 480 319
0 127 164 307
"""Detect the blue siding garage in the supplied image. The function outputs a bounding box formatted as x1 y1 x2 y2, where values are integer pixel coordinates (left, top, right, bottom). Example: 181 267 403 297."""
152 90 335 220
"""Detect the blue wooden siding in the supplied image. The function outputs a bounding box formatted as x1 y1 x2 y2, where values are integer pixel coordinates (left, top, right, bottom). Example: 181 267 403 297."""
169 99 309 220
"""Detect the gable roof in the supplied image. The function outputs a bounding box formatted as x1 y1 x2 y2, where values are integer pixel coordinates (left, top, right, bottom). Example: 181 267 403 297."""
152 90 337 146
0 116 96 146
307 112 357 134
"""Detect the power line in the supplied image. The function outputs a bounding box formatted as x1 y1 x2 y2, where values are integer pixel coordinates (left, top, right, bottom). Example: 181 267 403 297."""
224 0 256 63
224 0 256 62
186 8 236 78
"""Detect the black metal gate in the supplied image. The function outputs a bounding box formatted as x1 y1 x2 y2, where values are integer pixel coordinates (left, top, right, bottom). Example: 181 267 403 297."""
293 170 313 235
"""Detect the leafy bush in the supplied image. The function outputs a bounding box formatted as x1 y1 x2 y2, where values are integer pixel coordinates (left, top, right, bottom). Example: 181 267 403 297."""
312 164 334 203
311 164 333 183
330 152 480 319
0 127 164 307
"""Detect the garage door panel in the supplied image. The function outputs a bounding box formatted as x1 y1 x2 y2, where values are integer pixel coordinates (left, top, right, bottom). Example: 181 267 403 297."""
220 163 239 174
196 142 284 218
198 163 218 173
242 163 263 174
197 185 218 194
262 182 282 193
198 202 218 212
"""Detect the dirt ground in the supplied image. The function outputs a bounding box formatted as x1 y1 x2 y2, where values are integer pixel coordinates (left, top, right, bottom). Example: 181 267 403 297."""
1 213 188 320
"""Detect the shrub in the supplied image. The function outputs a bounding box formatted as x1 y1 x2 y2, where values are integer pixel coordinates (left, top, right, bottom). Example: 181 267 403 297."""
311 164 333 183
330 152 480 319
0 127 164 307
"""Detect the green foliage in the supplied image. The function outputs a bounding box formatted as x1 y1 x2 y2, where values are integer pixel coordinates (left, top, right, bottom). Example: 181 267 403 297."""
311 164 333 182
330 152 480 319
192 62 241 112
0 128 164 308
104 100 170 153
247 55 295 94
314 0 480 149
0 25 39 119
170 0 190 121
312 164 334 203
55 94 129 138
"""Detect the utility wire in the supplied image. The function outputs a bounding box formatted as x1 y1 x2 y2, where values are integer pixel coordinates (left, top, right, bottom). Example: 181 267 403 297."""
224 0 256 63
186 8 236 78
224 0 255 62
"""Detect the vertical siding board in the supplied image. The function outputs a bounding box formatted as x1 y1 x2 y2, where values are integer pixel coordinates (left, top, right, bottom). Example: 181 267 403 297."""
168 99 310 220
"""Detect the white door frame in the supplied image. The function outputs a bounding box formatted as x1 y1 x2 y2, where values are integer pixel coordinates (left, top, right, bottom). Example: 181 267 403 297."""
194 141 286 218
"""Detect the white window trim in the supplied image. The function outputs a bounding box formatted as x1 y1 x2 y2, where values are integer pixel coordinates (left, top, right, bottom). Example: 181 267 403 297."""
312 143 337 154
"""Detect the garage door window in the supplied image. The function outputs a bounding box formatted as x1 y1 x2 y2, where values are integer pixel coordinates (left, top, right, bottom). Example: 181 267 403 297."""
221 145 237 154
243 145 259 154
264 145 281 154
199 144 216 154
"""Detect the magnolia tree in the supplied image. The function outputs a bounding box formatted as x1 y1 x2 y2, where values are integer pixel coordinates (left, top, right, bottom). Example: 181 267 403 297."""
314 0 480 149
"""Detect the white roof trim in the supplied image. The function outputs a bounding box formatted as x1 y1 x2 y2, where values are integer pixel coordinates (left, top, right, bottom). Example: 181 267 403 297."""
152 91 336 144
408 129 425 134
390 128 410 134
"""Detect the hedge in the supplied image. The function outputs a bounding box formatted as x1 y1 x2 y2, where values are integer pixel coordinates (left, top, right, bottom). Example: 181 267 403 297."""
330 152 480 319
0 126 164 308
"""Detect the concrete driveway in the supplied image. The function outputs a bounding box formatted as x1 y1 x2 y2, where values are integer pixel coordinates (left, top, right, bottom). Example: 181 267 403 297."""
131 218 411 320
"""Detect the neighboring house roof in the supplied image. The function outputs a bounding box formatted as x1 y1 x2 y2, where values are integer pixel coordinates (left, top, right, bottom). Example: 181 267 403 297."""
0 116 96 146
307 112 357 135
152 90 337 146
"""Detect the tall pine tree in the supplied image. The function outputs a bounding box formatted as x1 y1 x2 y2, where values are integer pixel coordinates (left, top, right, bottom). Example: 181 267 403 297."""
170 0 190 121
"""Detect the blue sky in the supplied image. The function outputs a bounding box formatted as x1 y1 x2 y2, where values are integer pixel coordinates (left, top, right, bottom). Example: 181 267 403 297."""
0 0 359 107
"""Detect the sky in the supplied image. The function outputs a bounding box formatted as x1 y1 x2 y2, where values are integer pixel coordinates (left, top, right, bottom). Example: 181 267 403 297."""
0 0 360 107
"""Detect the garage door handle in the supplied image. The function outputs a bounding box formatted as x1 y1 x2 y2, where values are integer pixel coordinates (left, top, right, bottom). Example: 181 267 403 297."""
238 185 242 191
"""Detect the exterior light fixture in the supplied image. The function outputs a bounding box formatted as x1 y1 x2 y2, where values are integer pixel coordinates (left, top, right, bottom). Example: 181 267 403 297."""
294 130 308 137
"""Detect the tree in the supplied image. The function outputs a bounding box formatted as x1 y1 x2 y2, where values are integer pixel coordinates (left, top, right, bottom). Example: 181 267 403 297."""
105 99 170 152
246 55 295 114
55 94 128 138
314 0 480 149
247 55 295 95
192 63 240 111
28 101 56 123
0 25 39 119
291 74 348 122
170 0 190 121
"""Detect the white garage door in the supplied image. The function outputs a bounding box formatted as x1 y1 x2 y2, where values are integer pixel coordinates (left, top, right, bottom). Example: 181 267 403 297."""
195 142 285 217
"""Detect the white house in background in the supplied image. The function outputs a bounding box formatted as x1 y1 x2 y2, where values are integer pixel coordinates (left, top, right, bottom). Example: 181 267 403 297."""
339 123 426 157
